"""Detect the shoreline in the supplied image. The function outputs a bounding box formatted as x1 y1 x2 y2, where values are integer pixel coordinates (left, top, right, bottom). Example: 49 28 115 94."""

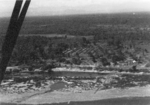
0 85 150 104
1 96 150 105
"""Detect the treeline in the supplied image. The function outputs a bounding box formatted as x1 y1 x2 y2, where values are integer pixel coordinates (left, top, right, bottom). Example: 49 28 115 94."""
0 35 148 67
7 36 87 66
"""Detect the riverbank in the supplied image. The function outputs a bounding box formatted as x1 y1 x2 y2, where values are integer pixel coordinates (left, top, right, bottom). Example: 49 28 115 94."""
0 85 150 104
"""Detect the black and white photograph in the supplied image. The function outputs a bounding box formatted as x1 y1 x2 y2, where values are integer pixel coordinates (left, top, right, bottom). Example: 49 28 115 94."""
0 0 150 104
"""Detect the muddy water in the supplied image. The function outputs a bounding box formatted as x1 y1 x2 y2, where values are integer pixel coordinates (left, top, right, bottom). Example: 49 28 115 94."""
51 71 108 78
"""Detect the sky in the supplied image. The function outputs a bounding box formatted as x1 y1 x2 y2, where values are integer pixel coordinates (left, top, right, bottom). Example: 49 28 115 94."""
0 0 150 17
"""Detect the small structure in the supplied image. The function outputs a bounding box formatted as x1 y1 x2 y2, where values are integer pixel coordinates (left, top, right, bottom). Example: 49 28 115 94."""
6 66 21 73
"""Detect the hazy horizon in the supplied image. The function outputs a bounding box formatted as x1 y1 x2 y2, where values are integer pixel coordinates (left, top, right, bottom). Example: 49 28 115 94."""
0 0 150 17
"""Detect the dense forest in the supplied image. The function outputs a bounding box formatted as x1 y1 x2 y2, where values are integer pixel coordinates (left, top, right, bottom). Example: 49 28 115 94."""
0 12 150 36
0 12 150 68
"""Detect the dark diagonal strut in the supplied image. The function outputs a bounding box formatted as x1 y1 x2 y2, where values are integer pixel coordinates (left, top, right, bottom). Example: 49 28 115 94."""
0 0 31 84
